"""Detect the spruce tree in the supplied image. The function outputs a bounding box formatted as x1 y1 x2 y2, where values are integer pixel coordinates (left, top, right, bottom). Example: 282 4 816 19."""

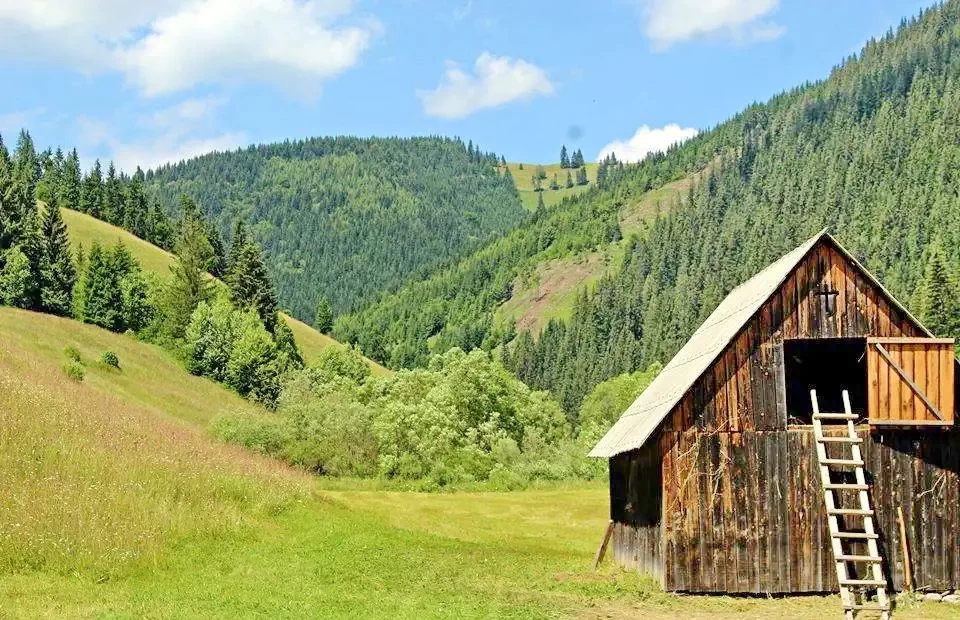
104 162 123 225
58 149 82 211
39 202 76 316
560 145 569 168
916 247 960 337
227 219 250 273
9 130 38 220
123 168 148 238
0 133 9 202
314 297 333 333
162 216 214 340
566 170 574 188
78 242 124 330
226 238 277 328
80 160 104 217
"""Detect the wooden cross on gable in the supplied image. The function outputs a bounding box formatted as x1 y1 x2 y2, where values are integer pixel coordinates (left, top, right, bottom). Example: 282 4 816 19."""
815 285 839 316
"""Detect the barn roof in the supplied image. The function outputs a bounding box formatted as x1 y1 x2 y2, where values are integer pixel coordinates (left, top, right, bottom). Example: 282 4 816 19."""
589 229 933 458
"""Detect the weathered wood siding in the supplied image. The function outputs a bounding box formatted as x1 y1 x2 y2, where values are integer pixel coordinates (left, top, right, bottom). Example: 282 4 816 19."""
609 442 662 582
662 240 926 435
608 238 960 593
656 429 960 593
866 338 956 424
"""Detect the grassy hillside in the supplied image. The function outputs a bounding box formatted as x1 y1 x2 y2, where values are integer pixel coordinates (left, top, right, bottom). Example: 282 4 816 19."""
506 162 598 210
61 207 387 372
144 137 525 320
496 170 701 334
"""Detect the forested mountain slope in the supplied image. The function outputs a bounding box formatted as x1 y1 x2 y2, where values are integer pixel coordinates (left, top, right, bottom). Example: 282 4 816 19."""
342 2 960 416
143 137 523 320
510 2 960 412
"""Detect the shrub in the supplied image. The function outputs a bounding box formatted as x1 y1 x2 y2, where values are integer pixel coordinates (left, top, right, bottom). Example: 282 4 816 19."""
100 351 120 369
64 345 82 363
63 361 85 382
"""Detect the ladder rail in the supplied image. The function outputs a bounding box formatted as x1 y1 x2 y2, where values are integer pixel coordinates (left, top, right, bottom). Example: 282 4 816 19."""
811 389 891 620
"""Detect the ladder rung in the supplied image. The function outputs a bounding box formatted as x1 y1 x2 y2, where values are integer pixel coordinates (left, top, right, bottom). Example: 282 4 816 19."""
821 458 864 467
828 508 874 516
839 578 887 587
836 554 883 562
814 412 859 420
844 603 890 611
816 435 863 443
824 483 870 491
832 531 879 539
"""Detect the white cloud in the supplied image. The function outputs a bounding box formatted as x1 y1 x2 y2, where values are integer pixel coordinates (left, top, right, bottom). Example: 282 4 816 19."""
79 97 245 172
418 52 554 119
0 0 376 98
597 124 698 163
637 0 783 50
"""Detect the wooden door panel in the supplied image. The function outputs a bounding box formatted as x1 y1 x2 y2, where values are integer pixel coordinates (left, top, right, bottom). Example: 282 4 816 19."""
866 338 955 426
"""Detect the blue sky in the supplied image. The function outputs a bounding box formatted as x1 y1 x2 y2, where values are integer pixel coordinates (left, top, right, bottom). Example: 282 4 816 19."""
0 0 934 172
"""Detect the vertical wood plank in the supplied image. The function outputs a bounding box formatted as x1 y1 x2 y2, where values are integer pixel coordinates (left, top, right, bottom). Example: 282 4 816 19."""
830 247 845 337
879 345 890 421
889 344 902 421
715 355 729 432
940 349 954 423
927 346 940 416
902 342 915 421
868 344 879 421
782 272 798 339
726 348 740 432
797 254 810 338
878 296 891 336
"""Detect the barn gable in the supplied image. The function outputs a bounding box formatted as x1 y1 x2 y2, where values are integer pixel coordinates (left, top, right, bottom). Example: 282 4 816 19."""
590 230 935 458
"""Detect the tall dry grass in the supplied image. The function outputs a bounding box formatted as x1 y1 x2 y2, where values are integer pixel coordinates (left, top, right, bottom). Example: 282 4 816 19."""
0 329 308 579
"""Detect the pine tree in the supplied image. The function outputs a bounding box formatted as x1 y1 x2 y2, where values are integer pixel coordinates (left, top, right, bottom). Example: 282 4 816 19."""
39 202 76 316
226 237 277 327
9 130 38 220
227 219 250 273
0 246 32 308
916 246 960 338
205 219 226 278
162 216 214 340
566 170 574 188
123 168 148 238
560 145 569 168
314 297 333 333
36 149 60 206
80 160 104 217
104 162 123 225
58 149 82 211
0 133 9 203
549 174 560 190
536 191 545 212
78 242 124 330
148 200 173 249
572 149 584 168
576 166 588 185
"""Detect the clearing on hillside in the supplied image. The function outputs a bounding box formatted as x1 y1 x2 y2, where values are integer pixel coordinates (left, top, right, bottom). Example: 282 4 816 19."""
505 162 598 210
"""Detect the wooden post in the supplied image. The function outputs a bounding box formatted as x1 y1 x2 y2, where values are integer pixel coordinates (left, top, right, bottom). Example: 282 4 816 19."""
897 506 913 591
593 520 615 570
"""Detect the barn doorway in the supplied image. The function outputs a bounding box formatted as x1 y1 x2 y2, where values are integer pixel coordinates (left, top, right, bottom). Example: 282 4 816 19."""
784 338 867 424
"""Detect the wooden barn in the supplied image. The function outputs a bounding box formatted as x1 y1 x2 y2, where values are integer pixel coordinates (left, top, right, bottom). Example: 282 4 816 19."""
590 230 959 596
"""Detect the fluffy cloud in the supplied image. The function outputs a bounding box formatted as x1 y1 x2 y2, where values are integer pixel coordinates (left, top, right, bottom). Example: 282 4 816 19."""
637 0 783 50
79 97 245 172
597 124 698 163
419 52 554 119
0 0 376 98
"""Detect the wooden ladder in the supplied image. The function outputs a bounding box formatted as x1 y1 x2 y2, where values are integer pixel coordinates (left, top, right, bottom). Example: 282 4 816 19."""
811 389 891 619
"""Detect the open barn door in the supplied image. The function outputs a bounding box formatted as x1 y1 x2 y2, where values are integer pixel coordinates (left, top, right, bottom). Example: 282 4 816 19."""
866 337 955 426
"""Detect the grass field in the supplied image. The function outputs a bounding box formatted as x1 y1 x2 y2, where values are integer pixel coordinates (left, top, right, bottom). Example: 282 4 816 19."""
505 162 598 211
0 307 953 618
60 208 387 371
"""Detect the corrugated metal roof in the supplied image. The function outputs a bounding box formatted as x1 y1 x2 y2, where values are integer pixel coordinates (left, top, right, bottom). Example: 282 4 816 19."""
589 229 833 458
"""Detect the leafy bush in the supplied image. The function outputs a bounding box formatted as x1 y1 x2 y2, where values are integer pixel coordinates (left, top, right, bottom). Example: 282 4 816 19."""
213 347 591 489
100 351 120 369
63 361 85 382
64 345 82 363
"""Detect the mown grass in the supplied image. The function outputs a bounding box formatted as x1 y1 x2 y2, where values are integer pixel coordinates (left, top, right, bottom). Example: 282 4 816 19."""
60 207 388 373
505 162 598 211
